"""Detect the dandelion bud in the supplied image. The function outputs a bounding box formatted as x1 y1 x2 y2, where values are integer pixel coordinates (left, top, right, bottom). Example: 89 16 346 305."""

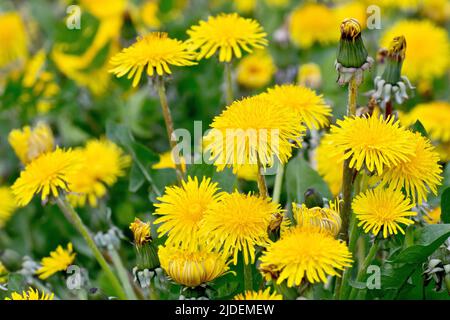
304 188 324 208
371 35 414 106
335 18 373 85
129 218 160 271
292 200 342 237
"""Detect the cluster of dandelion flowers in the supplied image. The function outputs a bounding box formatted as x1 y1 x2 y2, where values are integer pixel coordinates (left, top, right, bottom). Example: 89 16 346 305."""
11 148 81 207
328 115 415 175
379 132 442 205
68 139 131 207
109 32 197 87
259 226 352 287
236 50 276 89
234 288 282 300
158 244 230 288
5 288 54 300
292 201 342 237
401 101 450 144
8 123 55 164
154 176 223 250
0 187 17 228
380 20 449 83
315 134 343 196
265 84 331 130
352 187 416 238
204 94 305 172
200 192 282 265
36 243 76 280
0 12 28 68
186 13 268 62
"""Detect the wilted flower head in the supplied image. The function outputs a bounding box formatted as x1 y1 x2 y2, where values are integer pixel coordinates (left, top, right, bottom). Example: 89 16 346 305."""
158 244 230 287
109 32 197 87
36 243 76 280
187 13 268 62
8 123 55 165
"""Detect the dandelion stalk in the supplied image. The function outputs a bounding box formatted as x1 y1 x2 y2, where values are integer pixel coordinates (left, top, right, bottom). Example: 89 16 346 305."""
155 76 184 183
55 196 127 300
109 248 139 300
348 239 380 300
272 163 284 204
243 262 253 291
256 157 268 198
224 62 234 105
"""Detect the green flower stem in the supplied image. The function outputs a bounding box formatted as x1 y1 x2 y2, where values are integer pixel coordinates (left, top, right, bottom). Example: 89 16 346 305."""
348 239 380 300
272 163 284 204
256 158 268 198
109 248 138 300
55 197 127 300
334 77 359 299
243 262 253 291
224 62 234 105
155 76 184 183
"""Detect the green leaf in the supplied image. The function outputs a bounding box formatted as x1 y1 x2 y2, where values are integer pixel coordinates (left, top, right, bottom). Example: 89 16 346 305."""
285 156 331 204
129 163 145 192
392 224 450 264
186 164 237 192
410 120 428 138
441 188 450 224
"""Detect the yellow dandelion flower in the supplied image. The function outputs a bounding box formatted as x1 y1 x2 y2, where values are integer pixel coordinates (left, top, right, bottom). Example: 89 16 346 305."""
0 262 8 284
154 176 222 249
158 245 230 287
401 101 450 143
315 134 343 196
109 32 197 87
352 187 416 238
289 3 337 49
234 287 282 300
0 187 17 228
234 0 256 13
5 287 54 300
68 139 131 207
259 226 352 287
12 149 81 207
204 94 305 172
186 13 268 62
79 0 126 19
8 123 55 165
420 0 450 23
129 218 151 246
297 63 322 89
0 12 27 67
235 163 259 181
236 51 276 89
266 84 331 129
381 20 449 82
436 142 450 162
379 132 442 204
292 200 342 237
140 1 161 29
152 151 187 172
328 116 415 175
200 192 282 265
333 1 367 29
36 243 76 280
424 207 441 224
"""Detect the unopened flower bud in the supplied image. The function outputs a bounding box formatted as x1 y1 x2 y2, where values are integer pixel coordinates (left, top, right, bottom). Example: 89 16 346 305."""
129 218 160 271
